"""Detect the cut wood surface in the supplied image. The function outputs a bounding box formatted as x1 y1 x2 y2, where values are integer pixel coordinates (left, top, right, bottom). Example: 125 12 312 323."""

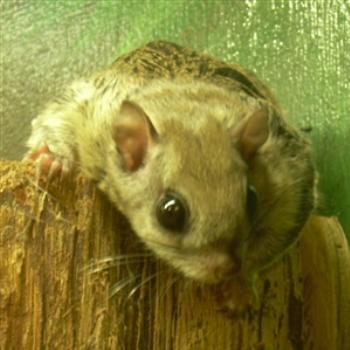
0 161 349 350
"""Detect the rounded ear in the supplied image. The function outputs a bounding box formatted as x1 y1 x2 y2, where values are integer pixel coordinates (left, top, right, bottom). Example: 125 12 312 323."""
232 107 270 162
112 101 158 172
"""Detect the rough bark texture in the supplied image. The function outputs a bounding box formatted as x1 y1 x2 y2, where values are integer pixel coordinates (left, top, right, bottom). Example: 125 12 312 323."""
0 161 349 350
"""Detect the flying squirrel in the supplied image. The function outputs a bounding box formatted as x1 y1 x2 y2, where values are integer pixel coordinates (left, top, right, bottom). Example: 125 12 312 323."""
26 41 317 313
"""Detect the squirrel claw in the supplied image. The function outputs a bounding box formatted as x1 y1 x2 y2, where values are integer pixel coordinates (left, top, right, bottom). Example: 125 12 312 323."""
24 144 71 181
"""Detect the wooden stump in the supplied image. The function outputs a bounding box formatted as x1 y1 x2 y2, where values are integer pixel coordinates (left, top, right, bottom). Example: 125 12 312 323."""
0 161 349 350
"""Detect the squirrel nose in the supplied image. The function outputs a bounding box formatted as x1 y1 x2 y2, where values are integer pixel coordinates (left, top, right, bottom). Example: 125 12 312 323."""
212 258 241 281
208 239 242 279
202 249 241 283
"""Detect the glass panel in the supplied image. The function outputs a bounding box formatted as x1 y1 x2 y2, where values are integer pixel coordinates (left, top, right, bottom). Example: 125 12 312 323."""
1 0 348 237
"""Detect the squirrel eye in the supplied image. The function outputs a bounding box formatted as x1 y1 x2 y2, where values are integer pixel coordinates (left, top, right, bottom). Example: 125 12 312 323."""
156 192 187 232
247 185 258 219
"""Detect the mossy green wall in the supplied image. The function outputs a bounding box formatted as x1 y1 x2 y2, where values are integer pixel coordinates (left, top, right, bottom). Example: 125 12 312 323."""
1 0 349 237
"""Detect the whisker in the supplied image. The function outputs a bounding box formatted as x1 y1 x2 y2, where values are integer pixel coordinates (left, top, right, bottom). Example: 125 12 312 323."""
81 254 153 273
24 176 73 225
87 254 152 265
126 272 160 299
158 275 181 300
86 260 146 274
26 176 59 200
13 193 72 226
108 274 141 299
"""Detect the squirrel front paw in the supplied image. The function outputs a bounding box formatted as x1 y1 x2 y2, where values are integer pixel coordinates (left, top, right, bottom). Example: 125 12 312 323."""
24 144 73 180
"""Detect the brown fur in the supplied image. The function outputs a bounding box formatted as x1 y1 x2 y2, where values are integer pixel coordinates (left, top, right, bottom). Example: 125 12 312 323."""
27 41 317 310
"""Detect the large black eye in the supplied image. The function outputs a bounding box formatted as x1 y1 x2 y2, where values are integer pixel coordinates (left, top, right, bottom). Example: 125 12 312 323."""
156 193 187 232
247 185 258 219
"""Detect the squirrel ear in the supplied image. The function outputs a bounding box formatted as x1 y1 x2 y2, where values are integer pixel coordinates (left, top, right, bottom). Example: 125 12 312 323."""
232 107 270 162
112 100 157 172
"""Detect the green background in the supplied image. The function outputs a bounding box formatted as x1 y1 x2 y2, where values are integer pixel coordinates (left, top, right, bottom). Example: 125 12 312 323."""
0 0 349 238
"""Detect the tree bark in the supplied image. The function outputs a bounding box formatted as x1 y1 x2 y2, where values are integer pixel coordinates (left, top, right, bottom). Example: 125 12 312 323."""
1 161 349 350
